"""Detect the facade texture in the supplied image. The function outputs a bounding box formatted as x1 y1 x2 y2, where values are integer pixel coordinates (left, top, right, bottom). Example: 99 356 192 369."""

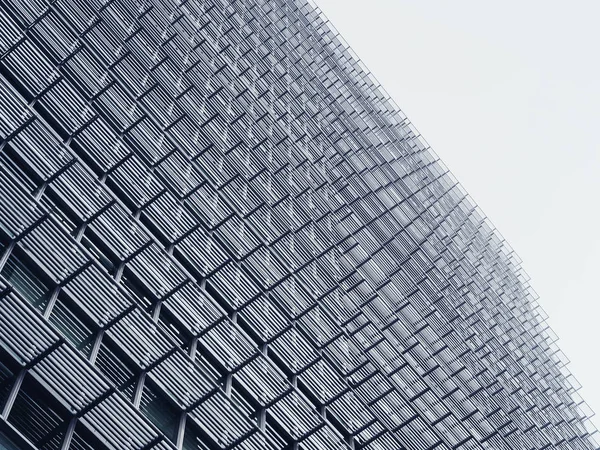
0 0 595 449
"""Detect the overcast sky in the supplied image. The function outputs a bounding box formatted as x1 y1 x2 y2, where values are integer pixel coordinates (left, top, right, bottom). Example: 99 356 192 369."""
315 0 600 430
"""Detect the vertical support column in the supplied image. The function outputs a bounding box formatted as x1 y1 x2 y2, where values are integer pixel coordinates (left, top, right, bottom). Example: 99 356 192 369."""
175 412 187 450
1 370 25 420
60 417 77 450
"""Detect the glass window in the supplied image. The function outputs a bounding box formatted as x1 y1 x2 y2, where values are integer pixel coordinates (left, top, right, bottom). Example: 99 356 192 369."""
7 375 69 449
94 338 138 402
1 252 51 311
139 380 180 442
182 420 211 450
0 430 22 450
48 294 96 358
69 421 109 450
0 348 18 411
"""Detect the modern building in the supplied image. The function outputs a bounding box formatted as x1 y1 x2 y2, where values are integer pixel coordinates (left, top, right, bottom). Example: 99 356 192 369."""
0 0 595 449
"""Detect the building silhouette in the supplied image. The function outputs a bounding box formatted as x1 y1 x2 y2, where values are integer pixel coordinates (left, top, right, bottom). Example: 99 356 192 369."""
0 0 596 449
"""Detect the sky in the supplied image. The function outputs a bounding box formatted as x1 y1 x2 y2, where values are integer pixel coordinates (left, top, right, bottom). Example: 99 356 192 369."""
315 0 600 431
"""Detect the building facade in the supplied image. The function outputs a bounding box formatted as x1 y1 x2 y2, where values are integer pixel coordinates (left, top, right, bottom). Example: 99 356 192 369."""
0 0 595 449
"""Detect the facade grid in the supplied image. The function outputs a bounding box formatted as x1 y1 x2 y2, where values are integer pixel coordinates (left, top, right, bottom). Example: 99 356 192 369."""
0 0 596 449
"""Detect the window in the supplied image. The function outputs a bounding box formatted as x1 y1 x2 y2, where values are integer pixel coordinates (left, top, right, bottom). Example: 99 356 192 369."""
194 350 225 387
182 420 211 450
7 375 69 449
139 380 180 442
79 229 117 275
0 430 22 450
157 306 192 350
230 384 257 425
94 339 138 402
0 348 18 411
69 421 109 450
39 191 77 235
1 252 51 311
121 270 154 312
48 294 96 358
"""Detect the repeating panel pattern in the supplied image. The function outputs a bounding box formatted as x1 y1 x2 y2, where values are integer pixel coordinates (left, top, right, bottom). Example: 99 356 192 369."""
0 0 596 449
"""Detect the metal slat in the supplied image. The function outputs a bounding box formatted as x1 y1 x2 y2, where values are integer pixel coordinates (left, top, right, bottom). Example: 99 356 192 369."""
0 293 59 365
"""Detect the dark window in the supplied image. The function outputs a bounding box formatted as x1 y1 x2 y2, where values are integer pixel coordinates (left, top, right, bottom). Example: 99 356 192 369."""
139 380 180 442
230 384 257 425
0 429 22 450
48 294 96 358
1 253 51 311
157 306 192 350
121 270 154 312
0 348 18 411
195 350 225 387
39 192 77 236
182 420 211 450
94 339 138 402
69 421 109 450
80 231 116 274
7 375 69 449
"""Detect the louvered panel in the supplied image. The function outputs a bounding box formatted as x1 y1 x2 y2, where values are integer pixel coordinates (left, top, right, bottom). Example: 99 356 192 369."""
89 203 151 261
0 76 29 136
0 293 59 365
63 264 132 326
269 391 322 440
189 391 255 448
128 245 186 298
19 218 88 283
148 351 214 409
108 309 173 370
0 165 44 239
31 344 110 413
82 393 159 450
50 161 111 221
201 320 256 371
236 355 290 406
9 120 70 181
162 282 224 335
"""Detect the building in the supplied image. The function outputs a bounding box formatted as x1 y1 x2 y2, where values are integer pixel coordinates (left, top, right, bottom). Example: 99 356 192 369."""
0 0 596 449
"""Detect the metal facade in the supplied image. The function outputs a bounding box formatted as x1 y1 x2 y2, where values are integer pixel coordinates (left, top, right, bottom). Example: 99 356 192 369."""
0 0 595 449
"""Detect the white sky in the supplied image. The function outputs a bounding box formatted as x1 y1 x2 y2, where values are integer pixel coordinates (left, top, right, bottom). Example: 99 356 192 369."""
315 0 600 430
